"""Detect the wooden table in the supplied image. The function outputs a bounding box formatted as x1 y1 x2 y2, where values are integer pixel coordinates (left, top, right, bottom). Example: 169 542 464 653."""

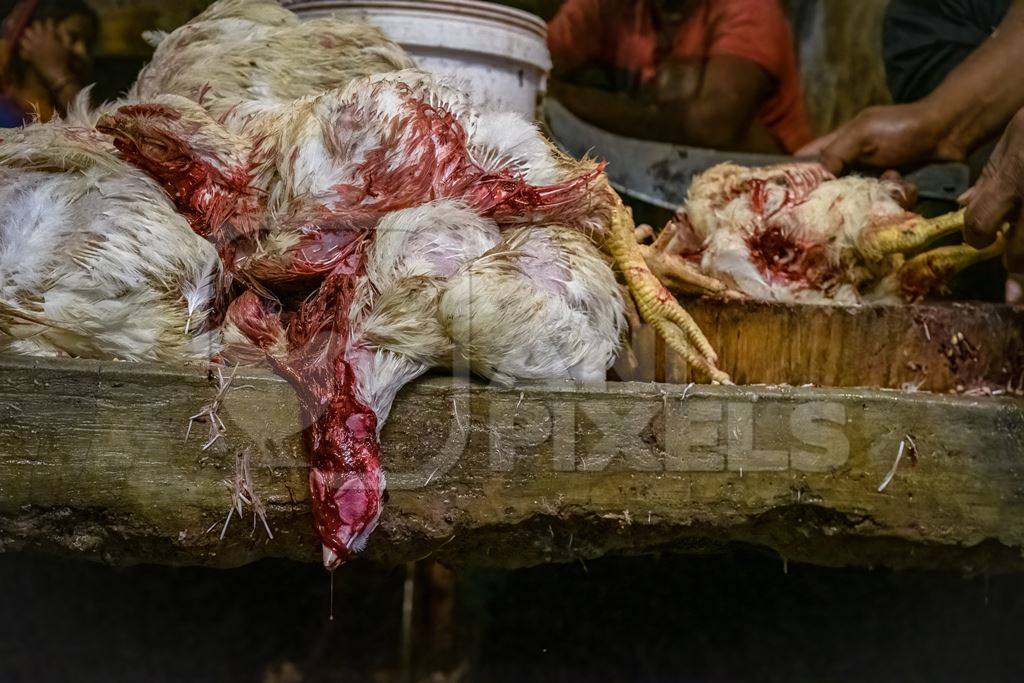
1 354 1022 573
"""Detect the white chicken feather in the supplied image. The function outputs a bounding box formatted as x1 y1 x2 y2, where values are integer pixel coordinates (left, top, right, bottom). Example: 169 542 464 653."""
0 122 220 362
347 201 623 421
131 0 415 125
440 225 623 384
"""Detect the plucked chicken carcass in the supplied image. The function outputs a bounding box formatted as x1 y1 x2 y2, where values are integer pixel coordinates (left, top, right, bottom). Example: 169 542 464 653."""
97 70 631 567
0 108 219 362
640 162 1005 305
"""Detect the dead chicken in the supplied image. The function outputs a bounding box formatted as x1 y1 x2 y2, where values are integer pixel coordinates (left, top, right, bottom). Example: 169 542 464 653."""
231 202 623 566
116 0 722 379
0 0 726 565
639 162 1005 305
112 0 720 386
0 108 219 362
130 0 414 124
98 71 629 567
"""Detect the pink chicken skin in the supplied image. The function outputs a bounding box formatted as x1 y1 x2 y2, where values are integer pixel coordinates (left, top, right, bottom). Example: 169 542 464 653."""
98 103 261 244
232 281 383 570
225 272 381 570
97 74 606 568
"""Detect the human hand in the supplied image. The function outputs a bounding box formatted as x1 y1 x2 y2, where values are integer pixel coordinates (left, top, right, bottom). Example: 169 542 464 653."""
19 20 76 89
797 103 956 175
962 108 1024 273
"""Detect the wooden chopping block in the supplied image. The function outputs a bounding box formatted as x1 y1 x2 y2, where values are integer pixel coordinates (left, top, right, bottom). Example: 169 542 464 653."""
617 300 1024 393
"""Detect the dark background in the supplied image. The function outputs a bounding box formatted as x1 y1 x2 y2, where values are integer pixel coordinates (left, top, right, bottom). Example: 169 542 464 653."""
2 548 1022 682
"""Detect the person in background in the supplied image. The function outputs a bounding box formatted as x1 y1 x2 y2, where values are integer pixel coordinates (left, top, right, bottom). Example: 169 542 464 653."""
798 0 1024 273
546 0 813 154
0 0 98 127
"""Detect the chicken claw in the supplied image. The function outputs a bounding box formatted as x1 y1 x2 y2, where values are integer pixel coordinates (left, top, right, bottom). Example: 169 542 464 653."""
858 209 965 261
641 220 731 296
894 235 1006 300
859 209 1006 300
605 200 731 384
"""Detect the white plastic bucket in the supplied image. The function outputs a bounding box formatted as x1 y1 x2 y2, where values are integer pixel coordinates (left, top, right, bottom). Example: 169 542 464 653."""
282 0 551 119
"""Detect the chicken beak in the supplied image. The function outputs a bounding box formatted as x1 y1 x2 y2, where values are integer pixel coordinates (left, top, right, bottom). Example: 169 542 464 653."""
96 114 140 144
95 113 122 136
322 544 344 571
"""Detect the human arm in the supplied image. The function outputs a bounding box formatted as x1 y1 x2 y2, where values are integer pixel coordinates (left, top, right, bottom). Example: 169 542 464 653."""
18 20 86 110
550 55 781 152
799 0 1024 173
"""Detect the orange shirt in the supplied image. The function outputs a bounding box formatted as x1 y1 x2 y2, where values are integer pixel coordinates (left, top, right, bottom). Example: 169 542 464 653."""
548 0 813 152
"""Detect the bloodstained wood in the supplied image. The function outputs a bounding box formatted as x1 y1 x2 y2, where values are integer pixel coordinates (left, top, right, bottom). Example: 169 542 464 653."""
0 355 1022 573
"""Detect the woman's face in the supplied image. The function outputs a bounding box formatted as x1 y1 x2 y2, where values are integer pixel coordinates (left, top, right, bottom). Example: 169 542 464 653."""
56 14 97 73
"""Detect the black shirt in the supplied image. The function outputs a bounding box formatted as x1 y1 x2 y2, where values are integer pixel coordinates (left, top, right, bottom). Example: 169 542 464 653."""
884 0 1013 103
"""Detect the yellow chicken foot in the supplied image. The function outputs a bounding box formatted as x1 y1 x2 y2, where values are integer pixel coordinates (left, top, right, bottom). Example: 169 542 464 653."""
641 221 731 296
858 209 965 261
605 200 731 384
896 235 1006 300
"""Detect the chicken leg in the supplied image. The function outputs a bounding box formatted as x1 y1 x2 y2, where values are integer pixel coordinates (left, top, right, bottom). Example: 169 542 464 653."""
858 209 966 261
860 209 1007 299
605 198 731 384
893 235 1007 300
641 219 732 296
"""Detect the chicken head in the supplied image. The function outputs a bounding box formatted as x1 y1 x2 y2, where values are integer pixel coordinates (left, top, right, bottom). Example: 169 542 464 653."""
226 280 385 570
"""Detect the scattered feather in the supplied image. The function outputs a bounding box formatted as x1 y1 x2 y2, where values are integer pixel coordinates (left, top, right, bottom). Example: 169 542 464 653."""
878 437 911 492
220 448 273 540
